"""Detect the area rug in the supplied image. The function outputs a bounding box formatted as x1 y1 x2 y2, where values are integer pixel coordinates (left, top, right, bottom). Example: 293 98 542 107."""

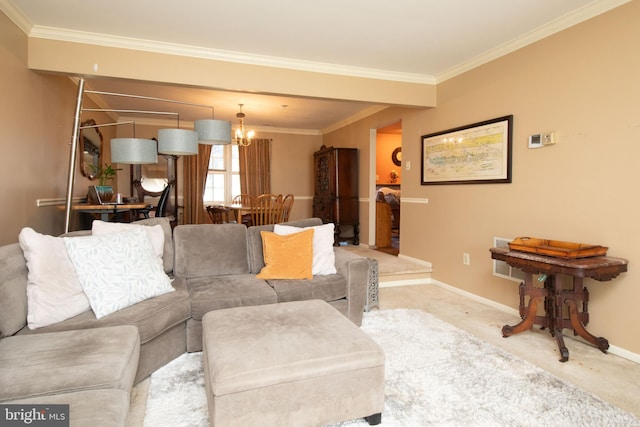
143 309 639 427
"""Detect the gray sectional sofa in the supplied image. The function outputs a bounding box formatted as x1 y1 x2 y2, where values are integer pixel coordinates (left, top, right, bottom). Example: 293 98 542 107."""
0 217 369 426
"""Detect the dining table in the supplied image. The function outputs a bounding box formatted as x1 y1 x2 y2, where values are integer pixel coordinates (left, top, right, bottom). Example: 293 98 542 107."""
222 204 250 224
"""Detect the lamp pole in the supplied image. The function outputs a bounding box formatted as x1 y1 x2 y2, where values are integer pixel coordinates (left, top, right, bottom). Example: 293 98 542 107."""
64 77 85 234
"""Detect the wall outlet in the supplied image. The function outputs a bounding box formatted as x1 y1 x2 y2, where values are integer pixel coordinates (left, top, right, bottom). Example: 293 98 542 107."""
463 253 470 265
406 161 411 171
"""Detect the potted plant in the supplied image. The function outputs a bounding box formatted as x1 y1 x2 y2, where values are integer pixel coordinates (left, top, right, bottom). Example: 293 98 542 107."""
89 164 121 202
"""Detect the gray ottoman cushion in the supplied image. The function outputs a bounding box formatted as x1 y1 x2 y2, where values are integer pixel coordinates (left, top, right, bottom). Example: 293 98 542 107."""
202 299 384 426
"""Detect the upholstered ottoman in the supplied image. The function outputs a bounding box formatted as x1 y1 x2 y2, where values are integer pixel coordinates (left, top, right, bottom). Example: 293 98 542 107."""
202 300 385 427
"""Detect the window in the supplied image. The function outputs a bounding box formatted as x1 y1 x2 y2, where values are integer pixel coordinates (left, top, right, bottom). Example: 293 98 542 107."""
203 145 240 204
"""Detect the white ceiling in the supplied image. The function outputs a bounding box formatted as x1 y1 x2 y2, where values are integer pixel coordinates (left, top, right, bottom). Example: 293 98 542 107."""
1 0 627 132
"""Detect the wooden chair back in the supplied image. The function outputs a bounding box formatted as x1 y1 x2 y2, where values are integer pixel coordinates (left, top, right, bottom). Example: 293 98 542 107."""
250 194 284 226
231 194 256 226
281 194 294 222
232 194 256 205
206 205 231 224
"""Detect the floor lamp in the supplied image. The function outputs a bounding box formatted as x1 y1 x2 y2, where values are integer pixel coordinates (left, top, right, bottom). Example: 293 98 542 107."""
64 77 232 233
157 128 199 223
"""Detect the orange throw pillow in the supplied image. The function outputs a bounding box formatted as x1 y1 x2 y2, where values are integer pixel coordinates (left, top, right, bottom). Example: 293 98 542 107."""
257 229 314 280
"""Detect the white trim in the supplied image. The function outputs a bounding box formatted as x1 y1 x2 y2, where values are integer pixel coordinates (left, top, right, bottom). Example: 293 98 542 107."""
27 26 435 85
323 106 388 135
428 278 640 364
0 0 31 33
398 253 432 268
36 196 85 207
437 0 632 82
2 0 629 86
369 129 378 246
402 197 429 205
380 278 430 288
116 115 323 136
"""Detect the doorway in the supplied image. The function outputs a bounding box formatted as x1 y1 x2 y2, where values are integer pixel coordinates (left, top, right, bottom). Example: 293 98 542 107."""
373 121 402 255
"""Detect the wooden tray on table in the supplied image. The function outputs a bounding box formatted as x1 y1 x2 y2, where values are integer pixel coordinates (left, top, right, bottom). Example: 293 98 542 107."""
508 237 608 259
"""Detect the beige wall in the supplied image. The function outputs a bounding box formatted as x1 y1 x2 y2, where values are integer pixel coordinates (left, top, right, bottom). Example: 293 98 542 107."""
269 131 323 221
2 2 639 355
27 39 436 108
0 12 76 242
413 2 639 354
328 2 640 354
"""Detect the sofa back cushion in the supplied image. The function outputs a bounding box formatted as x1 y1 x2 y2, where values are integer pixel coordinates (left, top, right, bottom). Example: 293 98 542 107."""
63 217 174 274
247 218 323 273
173 224 250 278
0 243 28 338
132 217 174 273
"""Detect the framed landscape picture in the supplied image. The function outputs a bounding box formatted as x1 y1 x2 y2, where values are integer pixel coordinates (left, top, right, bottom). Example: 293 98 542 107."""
421 115 513 185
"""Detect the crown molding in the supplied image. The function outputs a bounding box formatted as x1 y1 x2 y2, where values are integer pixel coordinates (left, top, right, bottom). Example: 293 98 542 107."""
116 115 323 136
322 105 389 135
437 0 632 83
0 0 31 33
5 0 629 88
28 25 436 85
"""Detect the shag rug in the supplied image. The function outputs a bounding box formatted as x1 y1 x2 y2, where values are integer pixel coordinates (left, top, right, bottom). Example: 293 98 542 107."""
143 309 639 427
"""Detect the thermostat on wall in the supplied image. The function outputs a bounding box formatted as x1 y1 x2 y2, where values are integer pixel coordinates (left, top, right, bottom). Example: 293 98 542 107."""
528 134 543 148
529 132 557 149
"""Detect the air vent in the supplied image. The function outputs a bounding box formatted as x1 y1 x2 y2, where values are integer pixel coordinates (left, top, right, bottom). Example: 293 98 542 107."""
493 237 525 282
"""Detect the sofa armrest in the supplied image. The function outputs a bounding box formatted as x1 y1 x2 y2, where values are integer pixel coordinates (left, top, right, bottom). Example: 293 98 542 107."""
334 248 369 326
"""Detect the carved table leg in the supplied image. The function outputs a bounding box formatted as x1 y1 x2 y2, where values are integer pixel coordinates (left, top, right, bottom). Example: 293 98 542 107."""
549 275 570 362
566 299 609 353
503 295 538 337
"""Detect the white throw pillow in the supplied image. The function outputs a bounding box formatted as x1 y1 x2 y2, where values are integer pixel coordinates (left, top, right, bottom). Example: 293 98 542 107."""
18 227 91 329
91 220 165 269
64 227 174 319
274 223 337 275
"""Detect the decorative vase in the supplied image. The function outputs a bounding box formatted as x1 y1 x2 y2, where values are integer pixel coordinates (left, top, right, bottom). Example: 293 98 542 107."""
96 186 114 202
89 185 114 203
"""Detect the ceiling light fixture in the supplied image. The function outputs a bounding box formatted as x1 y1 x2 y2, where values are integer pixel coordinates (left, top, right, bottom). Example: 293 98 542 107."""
234 104 255 147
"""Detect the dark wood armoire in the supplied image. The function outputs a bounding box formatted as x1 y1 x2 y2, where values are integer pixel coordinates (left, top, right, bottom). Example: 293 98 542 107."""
312 145 359 245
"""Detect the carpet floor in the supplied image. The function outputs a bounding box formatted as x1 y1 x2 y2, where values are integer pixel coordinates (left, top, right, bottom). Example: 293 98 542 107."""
143 308 639 426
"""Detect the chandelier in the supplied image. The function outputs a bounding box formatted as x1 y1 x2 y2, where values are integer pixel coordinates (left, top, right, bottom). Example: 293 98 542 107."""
234 104 255 147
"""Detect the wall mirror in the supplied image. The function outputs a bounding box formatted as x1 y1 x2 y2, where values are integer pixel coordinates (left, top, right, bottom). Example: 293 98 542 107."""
79 119 102 179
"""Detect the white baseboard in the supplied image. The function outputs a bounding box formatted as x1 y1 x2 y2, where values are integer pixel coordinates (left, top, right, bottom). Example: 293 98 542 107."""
397 253 433 268
429 278 519 317
380 278 431 288
428 278 640 364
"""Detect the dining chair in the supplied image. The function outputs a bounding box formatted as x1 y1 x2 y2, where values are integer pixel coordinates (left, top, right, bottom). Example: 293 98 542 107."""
154 184 172 218
232 194 256 205
281 194 294 222
231 194 256 226
250 194 284 226
206 205 231 224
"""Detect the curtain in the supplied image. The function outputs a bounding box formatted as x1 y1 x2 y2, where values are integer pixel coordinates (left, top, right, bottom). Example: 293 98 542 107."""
239 138 272 196
183 144 212 224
